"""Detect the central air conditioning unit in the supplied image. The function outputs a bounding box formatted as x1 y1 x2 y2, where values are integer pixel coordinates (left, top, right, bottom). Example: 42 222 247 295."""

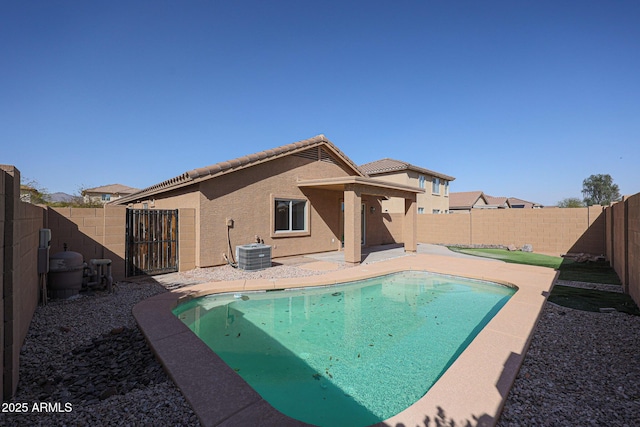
236 243 272 271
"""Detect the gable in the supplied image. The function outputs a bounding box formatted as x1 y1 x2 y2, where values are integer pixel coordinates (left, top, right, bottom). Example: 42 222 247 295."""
112 135 364 205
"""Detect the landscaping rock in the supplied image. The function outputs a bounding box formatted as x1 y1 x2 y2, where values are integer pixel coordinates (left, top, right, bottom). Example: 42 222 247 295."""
521 243 533 252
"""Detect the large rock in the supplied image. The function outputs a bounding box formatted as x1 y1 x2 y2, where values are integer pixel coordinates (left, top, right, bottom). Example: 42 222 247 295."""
522 244 533 252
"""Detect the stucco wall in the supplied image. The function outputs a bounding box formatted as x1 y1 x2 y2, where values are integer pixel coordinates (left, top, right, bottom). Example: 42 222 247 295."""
371 170 450 214
197 155 352 266
178 208 196 271
418 206 605 256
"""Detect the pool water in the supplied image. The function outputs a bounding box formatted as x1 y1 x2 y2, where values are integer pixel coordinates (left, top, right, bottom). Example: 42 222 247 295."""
173 271 514 427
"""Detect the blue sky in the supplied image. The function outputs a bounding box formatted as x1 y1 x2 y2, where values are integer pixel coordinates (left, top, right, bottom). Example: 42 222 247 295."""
2 1 638 206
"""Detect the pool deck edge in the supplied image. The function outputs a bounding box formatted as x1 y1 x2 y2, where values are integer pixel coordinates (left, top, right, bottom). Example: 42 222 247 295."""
133 253 557 427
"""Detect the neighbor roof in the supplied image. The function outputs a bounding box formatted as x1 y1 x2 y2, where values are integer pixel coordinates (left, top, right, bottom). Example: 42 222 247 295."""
360 158 455 181
113 135 366 205
485 195 510 208
449 191 487 209
84 184 140 194
508 197 543 208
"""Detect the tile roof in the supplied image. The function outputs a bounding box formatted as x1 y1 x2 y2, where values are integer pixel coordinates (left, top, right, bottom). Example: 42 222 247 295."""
449 191 486 209
507 197 543 208
84 184 140 194
485 195 510 207
359 158 455 181
113 135 365 204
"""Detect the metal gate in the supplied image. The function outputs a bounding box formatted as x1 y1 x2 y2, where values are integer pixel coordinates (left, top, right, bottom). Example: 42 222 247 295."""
126 209 178 276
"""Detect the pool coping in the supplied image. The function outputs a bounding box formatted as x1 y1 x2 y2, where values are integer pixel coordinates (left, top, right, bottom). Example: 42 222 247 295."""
133 253 557 427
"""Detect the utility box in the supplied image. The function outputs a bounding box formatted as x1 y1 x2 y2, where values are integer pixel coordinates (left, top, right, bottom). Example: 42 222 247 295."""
236 243 272 271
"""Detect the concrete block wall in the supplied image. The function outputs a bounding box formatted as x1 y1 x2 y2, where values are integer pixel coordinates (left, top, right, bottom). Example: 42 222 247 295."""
47 206 127 280
417 207 605 256
627 194 640 305
606 193 640 306
418 213 471 245
1 165 46 400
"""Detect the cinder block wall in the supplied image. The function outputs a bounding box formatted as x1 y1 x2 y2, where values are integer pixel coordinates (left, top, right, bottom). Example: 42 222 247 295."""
1 166 46 400
627 194 640 305
417 207 605 256
606 193 640 306
418 213 471 245
47 206 127 280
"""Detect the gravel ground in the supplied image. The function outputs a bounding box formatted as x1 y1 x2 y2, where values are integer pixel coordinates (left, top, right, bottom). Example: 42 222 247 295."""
2 263 639 426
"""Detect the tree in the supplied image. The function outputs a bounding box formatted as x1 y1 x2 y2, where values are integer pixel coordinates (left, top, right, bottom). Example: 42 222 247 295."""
582 174 621 206
557 197 585 208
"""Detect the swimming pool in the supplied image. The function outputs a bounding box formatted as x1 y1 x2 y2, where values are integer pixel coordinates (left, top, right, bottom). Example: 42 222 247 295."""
173 270 515 426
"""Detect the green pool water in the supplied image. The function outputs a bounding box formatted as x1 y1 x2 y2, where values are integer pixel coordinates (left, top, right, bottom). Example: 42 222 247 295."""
173 271 515 427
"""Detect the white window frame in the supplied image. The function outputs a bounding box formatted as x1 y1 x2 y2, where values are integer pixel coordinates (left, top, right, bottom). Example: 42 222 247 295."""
271 195 310 237
418 207 425 214
444 180 449 196
432 177 440 195
418 175 425 189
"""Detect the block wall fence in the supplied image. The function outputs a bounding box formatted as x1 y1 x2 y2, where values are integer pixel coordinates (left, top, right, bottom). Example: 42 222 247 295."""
414 205 606 256
1 166 46 400
1 165 197 402
1 162 638 402
606 194 640 306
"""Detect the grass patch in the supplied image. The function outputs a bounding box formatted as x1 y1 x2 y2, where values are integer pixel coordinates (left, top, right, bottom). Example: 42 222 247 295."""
446 247 635 315
447 248 562 268
447 247 620 284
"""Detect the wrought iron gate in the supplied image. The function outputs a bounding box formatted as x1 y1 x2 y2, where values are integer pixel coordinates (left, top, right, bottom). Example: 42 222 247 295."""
126 209 178 276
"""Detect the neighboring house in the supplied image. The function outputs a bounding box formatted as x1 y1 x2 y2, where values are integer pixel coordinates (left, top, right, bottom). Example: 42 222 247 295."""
83 184 140 204
19 185 39 203
485 195 511 209
508 197 543 209
449 191 491 213
359 158 455 214
112 135 423 266
450 192 542 212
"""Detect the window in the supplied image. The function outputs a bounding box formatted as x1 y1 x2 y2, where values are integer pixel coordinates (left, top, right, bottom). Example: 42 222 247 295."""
432 177 440 194
275 199 307 232
102 194 111 201
418 207 425 214
444 181 449 196
418 175 425 189
433 209 441 214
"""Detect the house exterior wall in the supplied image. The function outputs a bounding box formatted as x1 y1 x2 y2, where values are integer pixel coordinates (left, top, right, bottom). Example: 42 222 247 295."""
370 171 450 214
130 154 399 268
418 206 606 256
195 155 351 266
